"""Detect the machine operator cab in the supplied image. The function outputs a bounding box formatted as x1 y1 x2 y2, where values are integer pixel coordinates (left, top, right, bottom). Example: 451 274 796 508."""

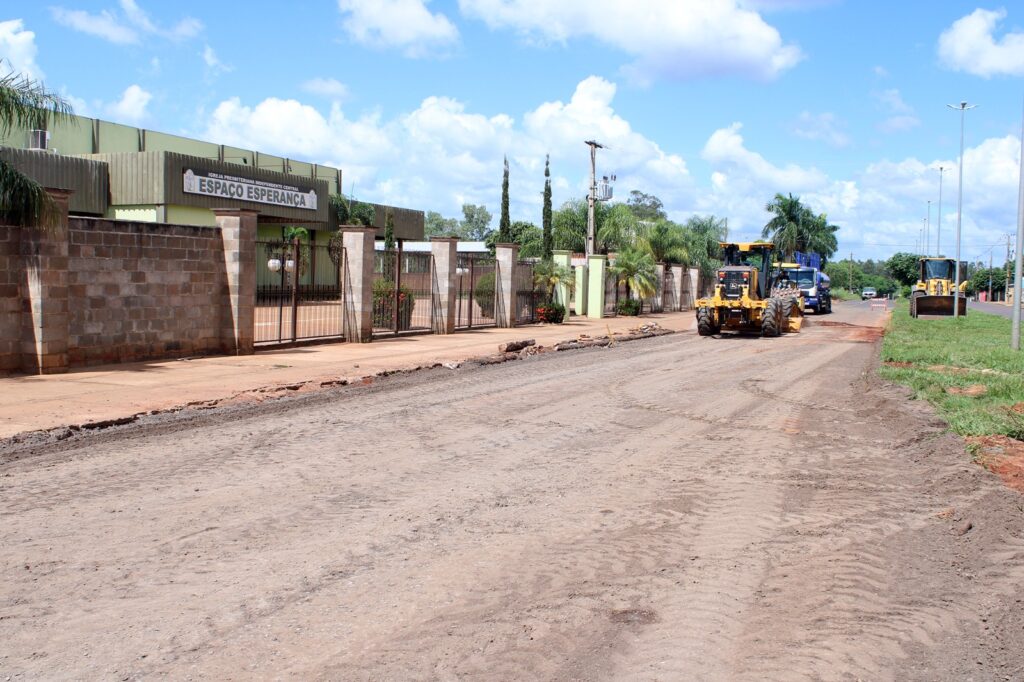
718 242 774 301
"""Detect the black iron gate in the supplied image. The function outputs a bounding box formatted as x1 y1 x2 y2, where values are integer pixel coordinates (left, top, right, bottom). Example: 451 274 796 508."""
455 253 496 329
516 260 540 323
255 239 345 346
372 247 435 336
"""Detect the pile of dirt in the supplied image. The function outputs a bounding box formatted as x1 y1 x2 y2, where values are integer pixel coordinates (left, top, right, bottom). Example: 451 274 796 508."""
968 434 1024 494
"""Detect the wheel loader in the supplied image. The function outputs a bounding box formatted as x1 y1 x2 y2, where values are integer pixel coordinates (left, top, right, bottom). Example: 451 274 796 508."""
909 257 968 318
695 242 802 337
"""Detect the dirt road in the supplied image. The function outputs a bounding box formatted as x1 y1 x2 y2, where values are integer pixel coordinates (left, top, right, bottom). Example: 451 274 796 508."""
3 303 1024 680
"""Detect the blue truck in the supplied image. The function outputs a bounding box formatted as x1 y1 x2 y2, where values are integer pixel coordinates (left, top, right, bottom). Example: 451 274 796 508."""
778 252 832 314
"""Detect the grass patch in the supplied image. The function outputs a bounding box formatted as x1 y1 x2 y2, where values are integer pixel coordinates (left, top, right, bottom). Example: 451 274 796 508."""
879 303 1024 438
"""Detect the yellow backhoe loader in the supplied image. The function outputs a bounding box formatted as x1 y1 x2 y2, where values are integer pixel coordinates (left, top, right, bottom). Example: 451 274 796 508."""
696 242 802 337
909 257 968 317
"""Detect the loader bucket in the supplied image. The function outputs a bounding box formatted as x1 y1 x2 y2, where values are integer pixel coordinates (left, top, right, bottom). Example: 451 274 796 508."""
786 315 803 332
915 295 967 317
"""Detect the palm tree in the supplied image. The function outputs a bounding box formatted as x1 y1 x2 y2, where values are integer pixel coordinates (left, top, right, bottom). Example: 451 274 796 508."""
0 65 74 228
683 214 727 279
610 247 658 302
532 259 575 303
640 220 690 264
761 193 839 261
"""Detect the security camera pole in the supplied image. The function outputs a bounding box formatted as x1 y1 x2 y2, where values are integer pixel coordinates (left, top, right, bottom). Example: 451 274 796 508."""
947 101 976 319
585 140 605 257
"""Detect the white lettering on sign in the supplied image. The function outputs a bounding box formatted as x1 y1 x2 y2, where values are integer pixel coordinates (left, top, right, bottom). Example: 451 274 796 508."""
183 169 318 210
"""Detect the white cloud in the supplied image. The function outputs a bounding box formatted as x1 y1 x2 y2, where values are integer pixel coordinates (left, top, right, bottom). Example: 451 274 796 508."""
50 7 139 44
0 19 44 79
337 0 459 58
873 88 920 133
201 76 691 222
938 8 1024 77
301 77 349 100
202 45 232 76
791 111 850 148
50 1 202 45
873 65 888 77
105 84 152 124
458 0 802 82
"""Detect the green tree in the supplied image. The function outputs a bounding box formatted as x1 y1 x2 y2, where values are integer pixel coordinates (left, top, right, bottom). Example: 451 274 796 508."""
640 220 689 264
611 247 659 302
485 220 542 257
626 190 666 222
0 65 74 228
761 193 838 261
683 215 728 279
498 155 511 243
383 208 395 251
532 259 575 303
460 203 493 241
542 154 553 260
424 210 460 238
885 252 921 286
330 194 374 227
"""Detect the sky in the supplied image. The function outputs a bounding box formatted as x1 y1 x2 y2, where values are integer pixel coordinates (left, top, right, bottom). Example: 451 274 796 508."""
1 0 1023 262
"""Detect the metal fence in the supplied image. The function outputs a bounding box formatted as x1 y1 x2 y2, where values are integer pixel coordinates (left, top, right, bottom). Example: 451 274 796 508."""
255 239 345 345
455 254 497 329
372 249 435 336
515 260 541 324
604 270 627 316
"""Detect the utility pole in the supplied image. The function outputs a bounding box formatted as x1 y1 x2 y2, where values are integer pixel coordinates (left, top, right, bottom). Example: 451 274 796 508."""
989 248 993 301
937 166 945 256
1013 98 1024 350
947 101 977 319
1007 233 1013 305
584 140 605 257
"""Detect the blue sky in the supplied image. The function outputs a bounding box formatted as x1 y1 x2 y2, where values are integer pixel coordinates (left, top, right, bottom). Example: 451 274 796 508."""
2 0 1023 261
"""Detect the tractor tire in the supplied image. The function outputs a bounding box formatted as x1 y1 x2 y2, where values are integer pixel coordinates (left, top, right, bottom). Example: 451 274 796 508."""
696 307 719 336
782 296 798 320
910 291 922 318
762 297 783 337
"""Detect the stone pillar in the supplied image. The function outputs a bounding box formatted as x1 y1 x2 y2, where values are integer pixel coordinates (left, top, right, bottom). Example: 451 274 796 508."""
495 243 518 327
20 189 71 374
214 209 258 355
430 237 458 334
671 264 685 311
689 267 700 305
653 262 666 312
341 227 377 342
552 250 572 311
586 254 607 319
574 262 588 316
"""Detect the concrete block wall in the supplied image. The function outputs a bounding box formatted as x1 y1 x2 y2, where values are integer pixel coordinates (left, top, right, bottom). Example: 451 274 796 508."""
0 227 21 372
65 218 228 366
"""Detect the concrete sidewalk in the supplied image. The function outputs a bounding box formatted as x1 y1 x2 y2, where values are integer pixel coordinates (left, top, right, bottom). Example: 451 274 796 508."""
1 312 695 439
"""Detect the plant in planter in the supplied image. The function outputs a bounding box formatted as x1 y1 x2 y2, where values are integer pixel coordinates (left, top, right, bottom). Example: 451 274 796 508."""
616 298 642 316
536 301 566 323
372 276 416 330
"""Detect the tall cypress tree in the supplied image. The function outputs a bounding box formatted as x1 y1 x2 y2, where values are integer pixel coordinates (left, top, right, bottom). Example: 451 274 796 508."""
542 154 552 260
384 208 396 251
499 155 511 243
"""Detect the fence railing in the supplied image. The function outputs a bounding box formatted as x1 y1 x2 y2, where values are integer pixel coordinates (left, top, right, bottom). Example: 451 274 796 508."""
372 249 435 336
255 239 345 345
455 254 497 329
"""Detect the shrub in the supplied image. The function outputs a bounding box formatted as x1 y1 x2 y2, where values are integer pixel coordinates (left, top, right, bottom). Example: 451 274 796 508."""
474 272 496 317
373 277 415 330
617 297 642 316
536 301 565 323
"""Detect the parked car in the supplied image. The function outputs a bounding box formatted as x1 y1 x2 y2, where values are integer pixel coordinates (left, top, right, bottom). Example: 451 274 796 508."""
861 287 877 300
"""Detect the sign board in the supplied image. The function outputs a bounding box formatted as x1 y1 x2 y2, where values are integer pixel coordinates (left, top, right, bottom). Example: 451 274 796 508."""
183 168 317 211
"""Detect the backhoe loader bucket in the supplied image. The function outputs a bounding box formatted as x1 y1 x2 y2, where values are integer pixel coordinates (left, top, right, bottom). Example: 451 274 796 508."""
914 295 967 317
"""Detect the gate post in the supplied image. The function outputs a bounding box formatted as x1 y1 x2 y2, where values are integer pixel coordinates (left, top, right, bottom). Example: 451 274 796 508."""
653 262 666 313
671 264 685 311
552 250 572 311
430 237 458 333
214 208 258 355
20 188 72 374
495 243 518 327
341 227 376 342
587 254 607 319
574 260 588 316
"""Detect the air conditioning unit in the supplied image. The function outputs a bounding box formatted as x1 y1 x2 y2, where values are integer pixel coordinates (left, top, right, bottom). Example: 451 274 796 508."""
28 129 49 150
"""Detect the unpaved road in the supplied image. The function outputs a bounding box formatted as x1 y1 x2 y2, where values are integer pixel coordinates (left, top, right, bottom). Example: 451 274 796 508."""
3 303 1024 680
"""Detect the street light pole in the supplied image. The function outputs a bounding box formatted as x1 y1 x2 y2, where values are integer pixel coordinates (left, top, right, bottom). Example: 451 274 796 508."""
947 101 977 319
1013 99 1024 349
926 200 931 256
937 166 945 256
